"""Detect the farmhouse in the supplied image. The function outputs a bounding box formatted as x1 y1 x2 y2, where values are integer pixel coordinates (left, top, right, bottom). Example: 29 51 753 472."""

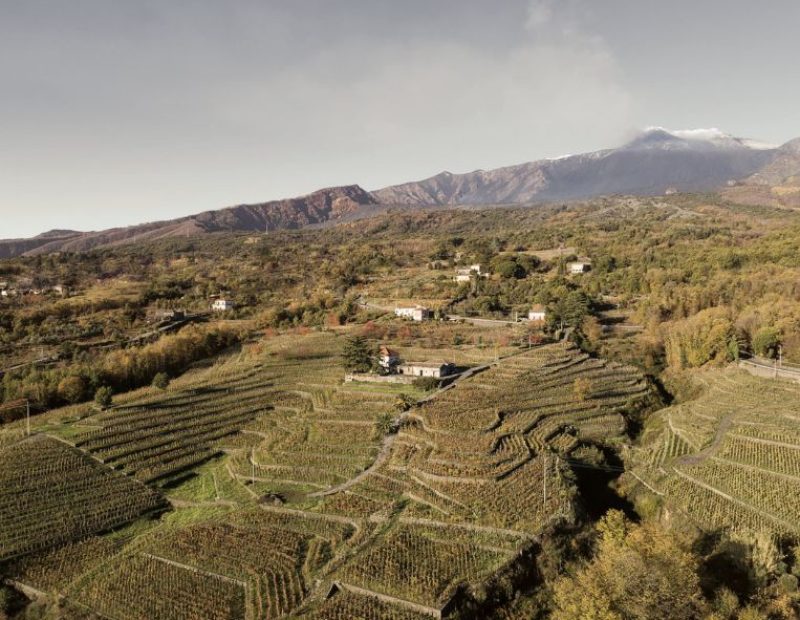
454 264 484 283
567 260 591 274
379 346 400 370
212 299 235 312
397 361 456 378
528 304 547 322
394 306 431 321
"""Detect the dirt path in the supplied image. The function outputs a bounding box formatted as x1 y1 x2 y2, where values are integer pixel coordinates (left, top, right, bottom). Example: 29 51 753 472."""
673 413 734 467
308 359 500 499
308 426 400 498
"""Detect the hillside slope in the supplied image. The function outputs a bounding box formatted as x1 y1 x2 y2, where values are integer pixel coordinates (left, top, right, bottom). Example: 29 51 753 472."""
624 368 800 536
373 129 783 205
0 185 377 257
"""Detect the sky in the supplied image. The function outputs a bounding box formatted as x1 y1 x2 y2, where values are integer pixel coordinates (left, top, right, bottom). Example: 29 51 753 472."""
1 0 799 238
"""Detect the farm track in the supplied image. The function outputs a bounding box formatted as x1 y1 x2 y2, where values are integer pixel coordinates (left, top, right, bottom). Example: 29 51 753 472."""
673 413 735 467
308 357 503 499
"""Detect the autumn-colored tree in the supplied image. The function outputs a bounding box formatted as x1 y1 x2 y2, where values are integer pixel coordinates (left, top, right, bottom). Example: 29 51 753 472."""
551 511 706 620
57 375 87 404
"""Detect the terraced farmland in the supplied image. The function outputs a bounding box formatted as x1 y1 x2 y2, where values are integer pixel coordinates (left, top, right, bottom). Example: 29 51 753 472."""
0 435 167 561
626 369 800 536
73 361 277 484
0 334 656 619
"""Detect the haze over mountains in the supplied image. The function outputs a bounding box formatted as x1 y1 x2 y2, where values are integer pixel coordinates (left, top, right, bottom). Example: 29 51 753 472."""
3 128 799 259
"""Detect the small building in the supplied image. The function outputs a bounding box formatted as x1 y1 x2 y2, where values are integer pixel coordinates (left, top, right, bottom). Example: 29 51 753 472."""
394 306 431 321
454 264 484 283
151 309 185 322
378 346 400 370
567 260 591 274
397 361 456 379
528 304 547 322
212 299 235 312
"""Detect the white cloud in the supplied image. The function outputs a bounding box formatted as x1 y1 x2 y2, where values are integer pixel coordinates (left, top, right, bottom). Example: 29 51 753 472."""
214 34 635 184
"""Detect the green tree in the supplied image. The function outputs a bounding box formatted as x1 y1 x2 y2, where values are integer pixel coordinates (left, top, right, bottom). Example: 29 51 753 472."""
152 372 170 390
94 386 113 409
341 336 374 373
752 326 781 359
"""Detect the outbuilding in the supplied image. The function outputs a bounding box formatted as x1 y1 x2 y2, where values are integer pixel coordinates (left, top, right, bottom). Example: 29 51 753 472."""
212 299 235 312
394 306 431 321
397 361 456 378
528 304 547 322
567 260 591 274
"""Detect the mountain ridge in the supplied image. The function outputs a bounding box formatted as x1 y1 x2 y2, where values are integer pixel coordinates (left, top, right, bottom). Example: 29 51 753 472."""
2 128 799 259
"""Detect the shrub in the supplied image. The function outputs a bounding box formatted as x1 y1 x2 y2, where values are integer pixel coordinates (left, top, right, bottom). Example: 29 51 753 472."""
374 412 395 438
412 376 439 391
94 386 113 409
752 327 781 359
152 372 170 390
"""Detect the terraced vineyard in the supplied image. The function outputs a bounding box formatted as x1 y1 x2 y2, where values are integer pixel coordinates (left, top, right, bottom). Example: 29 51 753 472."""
299 342 654 616
0 334 655 619
72 361 278 484
0 435 167 561
626 369 800 536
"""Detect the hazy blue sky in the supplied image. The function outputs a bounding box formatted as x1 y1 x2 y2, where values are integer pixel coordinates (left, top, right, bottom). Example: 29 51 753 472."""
2 0 799 238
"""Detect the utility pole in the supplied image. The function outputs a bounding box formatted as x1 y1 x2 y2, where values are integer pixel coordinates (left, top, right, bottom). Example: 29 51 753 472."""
26 400 30 436
779 344 783 368
251 447 256 486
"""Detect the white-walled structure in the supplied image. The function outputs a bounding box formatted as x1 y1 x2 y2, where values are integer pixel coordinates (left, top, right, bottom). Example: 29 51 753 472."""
397 361 456 378
394 306 431 321
212 299 235 312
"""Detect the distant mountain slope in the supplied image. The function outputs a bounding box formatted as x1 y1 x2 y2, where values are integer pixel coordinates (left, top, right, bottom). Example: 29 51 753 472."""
722 138 800 209
2 128 799 259
0 231 83 259
0 185 377 257
372 128 782 205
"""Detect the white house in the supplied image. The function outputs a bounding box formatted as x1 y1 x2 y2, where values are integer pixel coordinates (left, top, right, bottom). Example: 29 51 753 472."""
378 346 400 370
212 299 235 312
567 261 591 274
394 306 431 321
453 264 485 283
528 304 547 322
397 361 456 379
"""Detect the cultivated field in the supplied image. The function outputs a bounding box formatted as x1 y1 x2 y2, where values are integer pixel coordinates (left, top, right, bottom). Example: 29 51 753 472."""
0 435 166 562
626 369 800 536
0 332 655 618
